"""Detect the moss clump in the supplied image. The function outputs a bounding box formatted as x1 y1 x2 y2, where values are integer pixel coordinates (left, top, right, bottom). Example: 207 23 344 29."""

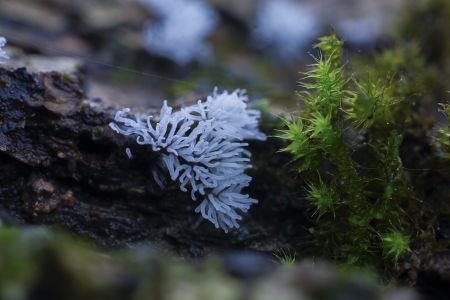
306 179 335 218
274 249 297 267
438 103 450 159
398 0 450 100
278 34 425 270
381 231 411 261
399 0 450 67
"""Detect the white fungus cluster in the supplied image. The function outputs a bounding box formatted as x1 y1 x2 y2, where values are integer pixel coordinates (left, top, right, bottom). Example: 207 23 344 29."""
252 0 320 59
139 0 218 65
110 89 266 232
0 37 9 64
336 18 382 46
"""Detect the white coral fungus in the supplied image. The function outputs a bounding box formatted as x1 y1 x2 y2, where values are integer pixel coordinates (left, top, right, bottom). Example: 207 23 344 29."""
0 37 9 64
252 0 320 59
110 89 266 232
139 0 218 65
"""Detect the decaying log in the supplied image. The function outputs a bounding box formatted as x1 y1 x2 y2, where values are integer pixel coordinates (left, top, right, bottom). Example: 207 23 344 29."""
1 64 450 297
0 66 305 256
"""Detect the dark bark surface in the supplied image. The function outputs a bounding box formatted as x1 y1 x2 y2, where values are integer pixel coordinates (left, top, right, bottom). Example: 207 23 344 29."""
2 66 450 299
0 66 305 257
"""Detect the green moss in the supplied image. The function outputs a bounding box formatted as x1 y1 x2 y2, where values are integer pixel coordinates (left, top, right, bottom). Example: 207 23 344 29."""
306 180 335 218
398 0 450 101
274 250 297 267
438 103 450 159
277 34 421 270
399 0 450 66
381 231 411 261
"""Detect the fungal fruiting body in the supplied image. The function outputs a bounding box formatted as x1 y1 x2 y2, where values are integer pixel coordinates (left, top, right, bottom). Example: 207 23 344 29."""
110 89 266 232
138 0 218 65
0 37 9 64
252 0 319 59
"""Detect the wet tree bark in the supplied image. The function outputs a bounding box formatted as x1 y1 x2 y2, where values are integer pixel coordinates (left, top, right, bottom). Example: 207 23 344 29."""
1 66 450 296
0 66 305 256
